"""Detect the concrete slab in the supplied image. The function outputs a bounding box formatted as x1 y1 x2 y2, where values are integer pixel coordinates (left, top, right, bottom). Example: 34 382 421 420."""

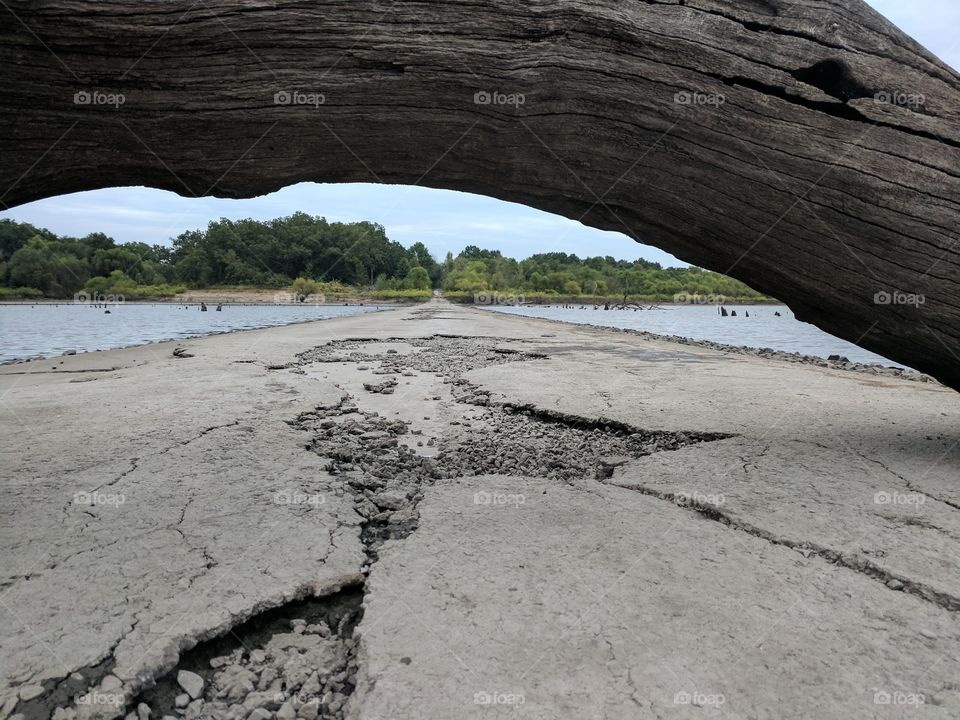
351 475 959 719
1 300 957 719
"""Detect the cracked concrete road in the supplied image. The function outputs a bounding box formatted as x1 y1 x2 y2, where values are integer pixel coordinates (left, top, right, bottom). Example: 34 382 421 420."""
352 475 960 719
1 300 958 719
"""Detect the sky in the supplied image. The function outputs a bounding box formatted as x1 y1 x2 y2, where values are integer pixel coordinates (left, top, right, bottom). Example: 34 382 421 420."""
1 0 955 266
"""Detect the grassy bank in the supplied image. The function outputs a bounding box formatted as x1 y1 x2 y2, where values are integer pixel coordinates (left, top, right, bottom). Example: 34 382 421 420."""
171 284 431 305
443 291 778 306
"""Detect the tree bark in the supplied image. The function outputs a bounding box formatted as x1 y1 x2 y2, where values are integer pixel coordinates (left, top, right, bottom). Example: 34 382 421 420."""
1 0 958 388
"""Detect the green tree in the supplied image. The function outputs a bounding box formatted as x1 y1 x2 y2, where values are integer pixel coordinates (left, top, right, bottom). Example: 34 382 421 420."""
408 242 440 286
291 277 321 301
7 236 89 296
404 266 431 290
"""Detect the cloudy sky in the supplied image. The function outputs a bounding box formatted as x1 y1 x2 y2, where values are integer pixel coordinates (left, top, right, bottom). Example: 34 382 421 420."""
1 0 955 265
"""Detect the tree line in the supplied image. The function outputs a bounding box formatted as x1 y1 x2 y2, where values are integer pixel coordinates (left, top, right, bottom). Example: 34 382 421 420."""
440 246 765 301
0 215 766 301
0 214 436 298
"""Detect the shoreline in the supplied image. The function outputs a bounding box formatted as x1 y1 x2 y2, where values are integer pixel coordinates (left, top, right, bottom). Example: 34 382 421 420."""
2 300 957 719
479 307 935 384
0 300 402 307
0 297 772 306
5 300 928 384
0 305 393 365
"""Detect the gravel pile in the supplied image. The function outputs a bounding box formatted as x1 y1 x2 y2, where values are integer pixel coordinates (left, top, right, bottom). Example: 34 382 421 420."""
126 590 364 720
296 396 728 560
297 336 545 377
296 401 434 558
297 336 731 553
437 405 728 483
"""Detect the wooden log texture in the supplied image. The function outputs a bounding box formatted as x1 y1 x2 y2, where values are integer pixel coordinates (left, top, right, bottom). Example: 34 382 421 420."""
1 0 958 388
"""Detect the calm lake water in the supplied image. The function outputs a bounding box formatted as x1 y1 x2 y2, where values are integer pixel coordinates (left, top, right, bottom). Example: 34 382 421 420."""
486 304 906 368
1 301 907 369
0 303 383 362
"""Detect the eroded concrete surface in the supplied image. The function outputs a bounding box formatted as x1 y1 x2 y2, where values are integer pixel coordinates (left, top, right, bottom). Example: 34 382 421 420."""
1 300 957 719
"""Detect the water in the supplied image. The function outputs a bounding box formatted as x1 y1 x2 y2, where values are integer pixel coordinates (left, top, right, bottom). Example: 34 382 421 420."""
1 302 909 369
485 304 906 368
0 303 383 362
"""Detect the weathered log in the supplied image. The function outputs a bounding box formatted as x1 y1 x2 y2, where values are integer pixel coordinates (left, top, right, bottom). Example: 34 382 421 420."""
0 0 957 388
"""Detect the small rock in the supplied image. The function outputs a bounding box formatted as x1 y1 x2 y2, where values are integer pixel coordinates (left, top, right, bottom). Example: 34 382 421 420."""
328 693 347 713
297 701 319 720
137 703 152 720
183 699 205 720
301 672 321 698
18 685 44 702
177 671 204 700
250 649 267 664
886 578 905 591
276 702 297 720
214 664 256 703
373 490 407 510
304 622 329 637
257 667 278 691
174 694 190 709
248 710 272 720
